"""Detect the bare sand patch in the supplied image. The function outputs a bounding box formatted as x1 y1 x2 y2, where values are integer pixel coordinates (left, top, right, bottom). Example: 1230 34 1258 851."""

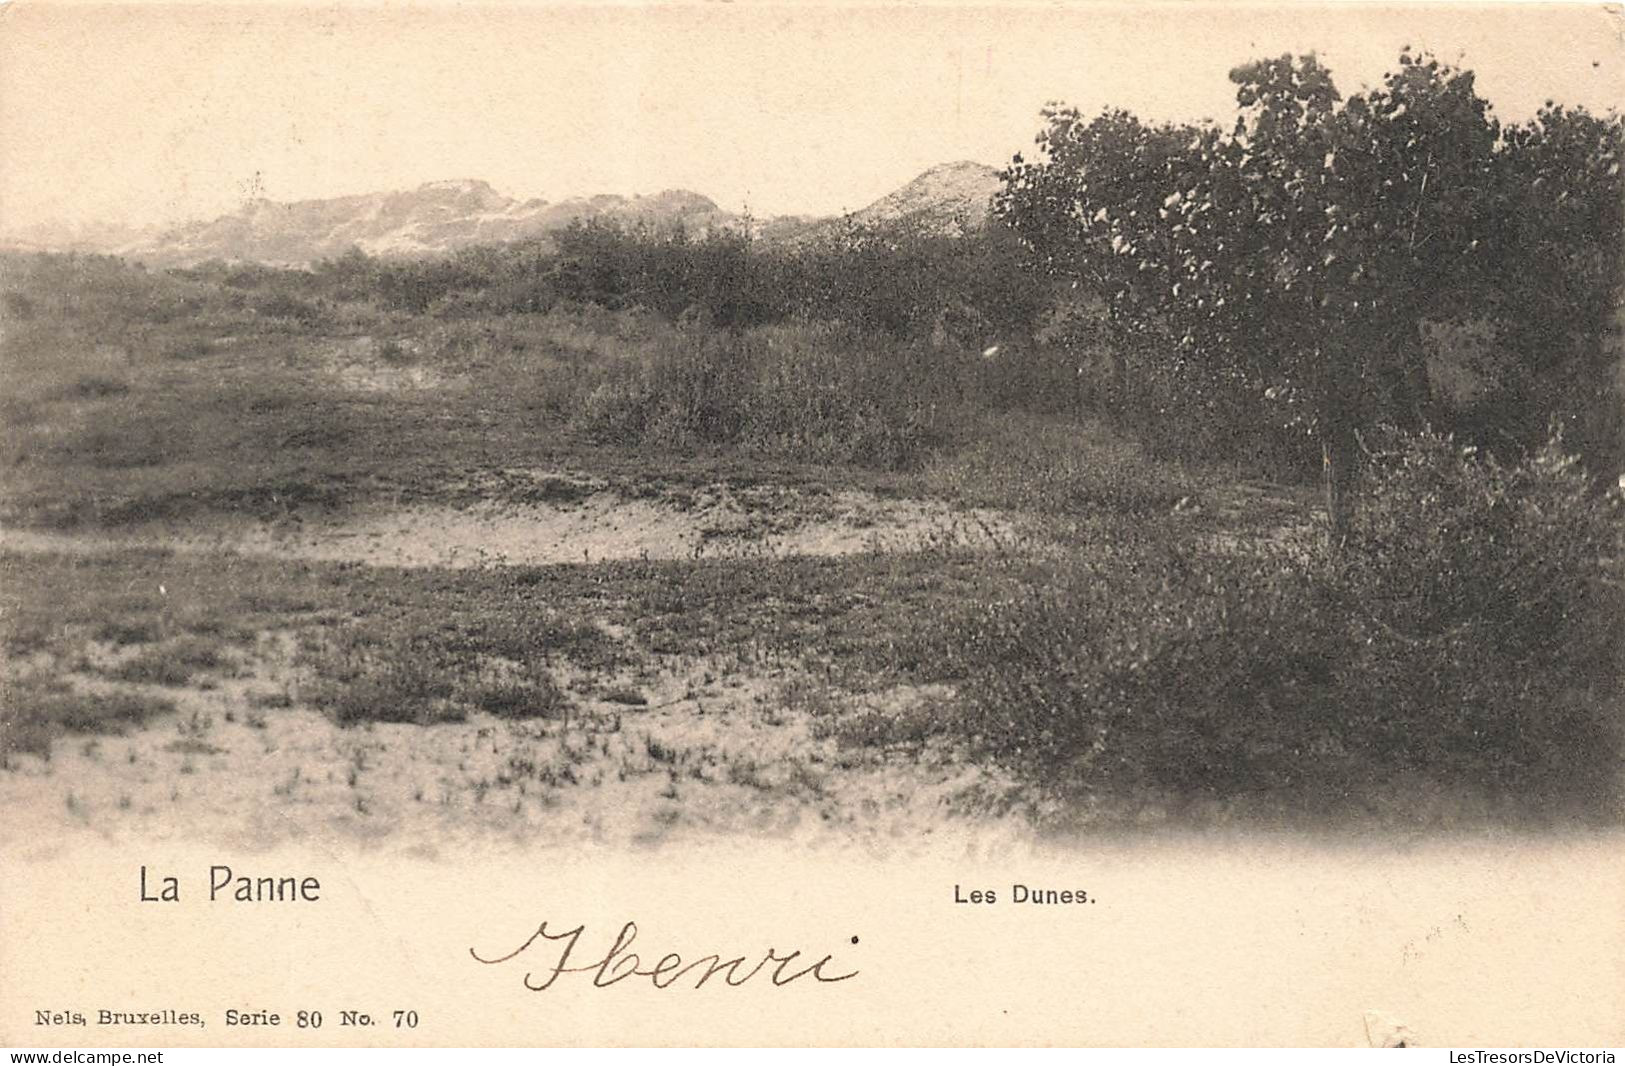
316 336 458 393
0 649 1037 857
1 488 1019 568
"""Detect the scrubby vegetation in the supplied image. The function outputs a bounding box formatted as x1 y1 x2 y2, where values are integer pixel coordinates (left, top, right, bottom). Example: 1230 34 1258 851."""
2 47 1621 833
938 431 1622 818
2 677 176 762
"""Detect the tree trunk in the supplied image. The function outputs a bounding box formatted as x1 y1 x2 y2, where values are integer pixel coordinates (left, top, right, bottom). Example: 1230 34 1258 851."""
1321 403 1359 549
1318 340 1362 550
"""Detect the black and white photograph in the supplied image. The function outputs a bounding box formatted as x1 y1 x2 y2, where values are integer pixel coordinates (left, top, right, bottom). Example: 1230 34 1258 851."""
0 0 1621 1049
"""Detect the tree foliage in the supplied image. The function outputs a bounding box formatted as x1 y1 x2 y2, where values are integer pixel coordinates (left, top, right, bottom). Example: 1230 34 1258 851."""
997 49 1624 525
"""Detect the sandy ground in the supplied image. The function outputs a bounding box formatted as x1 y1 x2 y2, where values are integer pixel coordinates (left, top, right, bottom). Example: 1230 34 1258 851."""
0 486 1019 567
0 640 1038 858
0 483 1043 856
317 335 459 392
5 486 1621 1048
0 473 1602 857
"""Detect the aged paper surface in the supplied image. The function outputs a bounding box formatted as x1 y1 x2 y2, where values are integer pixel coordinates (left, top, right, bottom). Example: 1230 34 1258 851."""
1 0 1622 1048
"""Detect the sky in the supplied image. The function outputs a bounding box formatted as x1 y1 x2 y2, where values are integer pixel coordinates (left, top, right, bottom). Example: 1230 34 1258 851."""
0 1 1620 232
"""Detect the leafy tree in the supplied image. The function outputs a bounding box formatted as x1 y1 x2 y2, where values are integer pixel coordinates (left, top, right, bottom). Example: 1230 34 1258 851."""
781 218 1045 346
999 50 1620 540
1490 104 1624 468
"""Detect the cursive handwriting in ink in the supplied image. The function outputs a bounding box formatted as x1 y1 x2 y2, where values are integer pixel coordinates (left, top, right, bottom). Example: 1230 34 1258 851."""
470 919 860 991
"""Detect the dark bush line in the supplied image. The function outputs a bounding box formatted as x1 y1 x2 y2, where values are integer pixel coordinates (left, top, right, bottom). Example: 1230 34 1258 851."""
162 218 1046 350
2 684 176 761
932 430 1624 819
570 321 967 470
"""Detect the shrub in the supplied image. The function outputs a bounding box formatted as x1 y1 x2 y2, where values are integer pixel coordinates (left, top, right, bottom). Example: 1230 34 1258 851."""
1335 426 1619 652
467 675 567 719
573 322 959 470
254 292 327 328
375 339 413 365
55 374 130 400
924 411 1197 516
311 636 461 726
1324 426 1624 794
948 534 1349 798
3 290 37 321
943 428 1623 818
108 636 226 686
2 683 175 760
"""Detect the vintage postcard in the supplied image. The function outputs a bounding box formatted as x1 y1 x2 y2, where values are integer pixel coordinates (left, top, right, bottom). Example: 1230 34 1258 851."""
1 0 1622 1049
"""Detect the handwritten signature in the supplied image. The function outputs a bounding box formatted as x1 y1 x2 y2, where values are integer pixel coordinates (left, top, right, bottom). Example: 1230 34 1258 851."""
470 919 860 991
